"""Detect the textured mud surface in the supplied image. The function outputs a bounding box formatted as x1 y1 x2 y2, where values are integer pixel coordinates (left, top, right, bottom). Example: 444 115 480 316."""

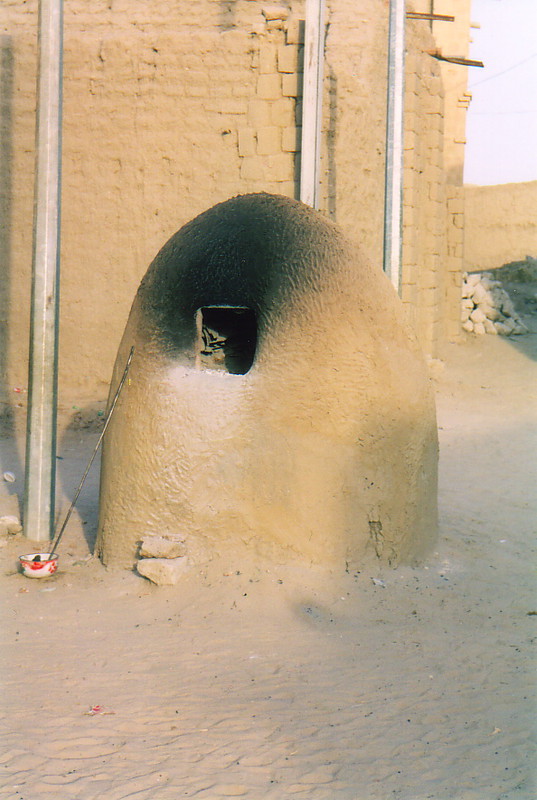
0 327 535 799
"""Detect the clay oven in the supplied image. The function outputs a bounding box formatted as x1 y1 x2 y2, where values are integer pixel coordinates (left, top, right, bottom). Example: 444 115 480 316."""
96 193 438 570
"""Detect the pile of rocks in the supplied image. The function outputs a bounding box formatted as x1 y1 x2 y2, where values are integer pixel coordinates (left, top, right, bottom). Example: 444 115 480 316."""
136 534 190 585
461 272 528 336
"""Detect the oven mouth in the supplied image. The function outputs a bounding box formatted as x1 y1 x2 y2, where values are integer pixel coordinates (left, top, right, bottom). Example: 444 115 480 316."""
195 306 257 375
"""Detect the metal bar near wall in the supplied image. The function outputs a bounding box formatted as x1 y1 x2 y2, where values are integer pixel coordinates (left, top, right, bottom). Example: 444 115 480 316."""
24 0 64 542
300 0 325 210
383 0 406 294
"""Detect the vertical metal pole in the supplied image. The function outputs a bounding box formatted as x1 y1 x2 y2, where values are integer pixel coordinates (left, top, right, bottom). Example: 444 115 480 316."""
383 0 406 293
24 0 64 542
300 0 325 210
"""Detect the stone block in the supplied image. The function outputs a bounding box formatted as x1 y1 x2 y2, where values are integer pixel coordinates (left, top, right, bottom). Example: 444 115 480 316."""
240 156 261 181
257 74 281 100
281 126 300 152
259 45 277 74
203 98 248 114
282 73 301 97
452 213 464 230
257 126 280 155
139 535 186 559
136 557 190 585
262 5 289 21
270 97 295 127
447 196 464 214
238 127 256 157
285 18 304 45
407 89 421 116
277 45 298 73
247 100 271 127
276 179 297 198
185 83 207 98
232 81 252 98
266 152 294 182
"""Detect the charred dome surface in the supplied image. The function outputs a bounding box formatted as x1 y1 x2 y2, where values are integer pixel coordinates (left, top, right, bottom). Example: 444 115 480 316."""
135 192 349 362
97 193 438 571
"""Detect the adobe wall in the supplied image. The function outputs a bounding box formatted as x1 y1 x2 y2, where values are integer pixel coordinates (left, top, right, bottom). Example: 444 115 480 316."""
0 0 468 417
464 181 537 270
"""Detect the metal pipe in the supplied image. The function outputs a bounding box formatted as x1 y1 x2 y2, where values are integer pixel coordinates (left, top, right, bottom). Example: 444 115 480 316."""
24 0 64 542
300 0 325 210
383 0 406 294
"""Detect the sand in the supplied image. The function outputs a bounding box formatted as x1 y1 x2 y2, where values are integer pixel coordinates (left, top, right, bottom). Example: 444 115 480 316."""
0 324 535 799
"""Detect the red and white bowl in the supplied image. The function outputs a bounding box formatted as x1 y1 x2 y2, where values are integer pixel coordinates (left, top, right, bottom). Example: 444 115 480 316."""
19 553 59 578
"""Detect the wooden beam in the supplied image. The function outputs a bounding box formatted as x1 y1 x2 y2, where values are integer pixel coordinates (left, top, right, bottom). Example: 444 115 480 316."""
428 50 484 68
407 12 455 22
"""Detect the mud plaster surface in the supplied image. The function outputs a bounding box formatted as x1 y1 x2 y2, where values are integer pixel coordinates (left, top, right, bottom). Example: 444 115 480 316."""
97 194 437 569
0 324 536 799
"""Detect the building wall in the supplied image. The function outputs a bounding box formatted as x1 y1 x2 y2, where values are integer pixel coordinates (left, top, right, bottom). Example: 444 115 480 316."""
0 0 471 416
464 181 537 271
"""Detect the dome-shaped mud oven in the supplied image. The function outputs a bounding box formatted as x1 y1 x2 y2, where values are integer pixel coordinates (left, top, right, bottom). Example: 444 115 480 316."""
97 193 438 571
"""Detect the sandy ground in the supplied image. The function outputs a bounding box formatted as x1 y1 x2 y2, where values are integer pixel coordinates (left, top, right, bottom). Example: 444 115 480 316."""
0 321 536 799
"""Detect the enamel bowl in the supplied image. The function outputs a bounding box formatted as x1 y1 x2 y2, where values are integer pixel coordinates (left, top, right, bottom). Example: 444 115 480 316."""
19 553 59 578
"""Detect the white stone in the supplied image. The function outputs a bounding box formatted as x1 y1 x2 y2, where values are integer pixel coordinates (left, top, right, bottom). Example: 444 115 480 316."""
461 308 471 323
0 515 22 534
473 322 486 335
483 306 500 321
466 273 482 286
472 283 487 304
139 535 185 559
463 283 476 299
511 321 528 335
262 5 289 20
491 287 506 305
137 557 190 585
462 319 474 333
462 298 474 309
470 307 486 324
483 319 497 335
494 321 510 335
477 303 494 318
500 297 516 317
481 276 501 290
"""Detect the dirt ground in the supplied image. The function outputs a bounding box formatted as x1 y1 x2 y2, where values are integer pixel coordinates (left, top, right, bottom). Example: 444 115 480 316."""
0 305 535 799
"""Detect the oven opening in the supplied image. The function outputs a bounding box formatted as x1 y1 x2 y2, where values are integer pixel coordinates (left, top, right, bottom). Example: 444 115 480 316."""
195 306 257 375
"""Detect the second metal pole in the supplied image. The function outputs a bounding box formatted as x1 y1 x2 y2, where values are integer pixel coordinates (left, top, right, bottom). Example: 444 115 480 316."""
383 0 406 294
300 0 325 210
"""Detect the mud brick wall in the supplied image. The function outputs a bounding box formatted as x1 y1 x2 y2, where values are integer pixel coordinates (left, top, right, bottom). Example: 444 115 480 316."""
0 0 471 413
464 181 537 271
